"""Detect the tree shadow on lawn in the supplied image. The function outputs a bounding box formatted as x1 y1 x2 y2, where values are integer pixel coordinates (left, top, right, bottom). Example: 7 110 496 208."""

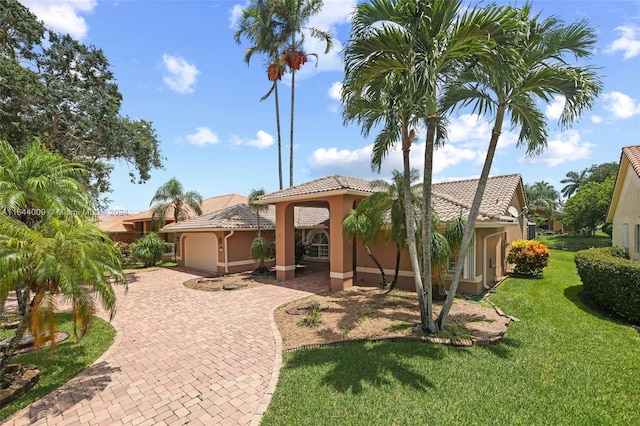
284 342 442 394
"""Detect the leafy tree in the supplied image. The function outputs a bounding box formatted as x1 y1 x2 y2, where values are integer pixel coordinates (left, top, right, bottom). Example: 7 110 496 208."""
343 0 516 333
0 0 162 202
235 0 287 189
0 142 125 382
563 177 615 235
271 0 332 187
560 169 588 198
131 232 166 267
150 178 203 228
586 162 618 184
433 3 601 329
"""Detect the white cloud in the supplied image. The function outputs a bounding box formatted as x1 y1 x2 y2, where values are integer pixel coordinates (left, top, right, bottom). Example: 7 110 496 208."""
445 114 518 149
162 54 200 94
310 145 372 167
20 0 96 39
185 127 219 146
545 95 566 120
232 130 275 149
229 3 246 29
591 115 603 123
605 25 640 59
518 130 593 167
328 81 342 100
309 0 356 28
602 91 640 119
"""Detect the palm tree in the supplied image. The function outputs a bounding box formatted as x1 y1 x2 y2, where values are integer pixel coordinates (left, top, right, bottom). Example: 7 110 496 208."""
149 178 203 227
343 0 515 333
526 181 562 229
342 207 388 286
248 188 270 274
436 4 601 329
248 187 268 235
0 215 126 380
234 0 287 189
560 169 588 198
271 0 332 187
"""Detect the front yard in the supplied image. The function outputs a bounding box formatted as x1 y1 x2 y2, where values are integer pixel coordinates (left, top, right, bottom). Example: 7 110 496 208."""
262 250 640 425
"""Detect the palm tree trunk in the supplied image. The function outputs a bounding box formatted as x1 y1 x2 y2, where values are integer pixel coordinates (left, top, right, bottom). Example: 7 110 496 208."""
401 139 430 331
0 287 41 381
362 243 387 287
386 245 402 293
436 107 505 329
421 117 437 333
289 34 296 188
274 81 284 190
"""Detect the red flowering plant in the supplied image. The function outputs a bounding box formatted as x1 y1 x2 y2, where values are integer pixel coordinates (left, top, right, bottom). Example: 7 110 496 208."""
507 239 551 277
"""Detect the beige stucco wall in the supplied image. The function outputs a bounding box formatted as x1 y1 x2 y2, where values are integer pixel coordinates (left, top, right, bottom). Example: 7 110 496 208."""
611 162 640 260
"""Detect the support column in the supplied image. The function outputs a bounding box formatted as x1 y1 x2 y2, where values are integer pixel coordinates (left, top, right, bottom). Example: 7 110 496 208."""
275 202 296 281
328 195 356 291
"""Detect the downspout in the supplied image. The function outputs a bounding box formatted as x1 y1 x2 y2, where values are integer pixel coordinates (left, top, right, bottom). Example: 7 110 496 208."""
224 231 235 274
483 229 505 289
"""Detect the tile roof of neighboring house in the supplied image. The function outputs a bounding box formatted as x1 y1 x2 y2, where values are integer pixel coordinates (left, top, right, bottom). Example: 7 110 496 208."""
257 175 381 202
98 214 136 233
163 204 330 232
623 145 640 178
431 174 523 222
125 194 248 222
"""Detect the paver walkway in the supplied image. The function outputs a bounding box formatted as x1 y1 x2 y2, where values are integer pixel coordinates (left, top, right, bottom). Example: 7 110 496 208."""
3 268 329 426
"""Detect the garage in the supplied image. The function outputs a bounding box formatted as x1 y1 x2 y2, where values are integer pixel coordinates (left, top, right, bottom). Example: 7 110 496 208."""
184 233 218 273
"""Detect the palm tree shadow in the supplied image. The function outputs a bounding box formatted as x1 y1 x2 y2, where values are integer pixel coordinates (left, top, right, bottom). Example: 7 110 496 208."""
283 342 445 394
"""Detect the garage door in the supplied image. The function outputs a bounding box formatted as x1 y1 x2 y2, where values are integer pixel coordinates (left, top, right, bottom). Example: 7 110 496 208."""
184 234 218 273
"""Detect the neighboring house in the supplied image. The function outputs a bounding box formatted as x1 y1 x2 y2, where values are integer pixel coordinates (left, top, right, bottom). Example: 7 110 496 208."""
99 194 248 243
606 145 640 260
163 203 329 274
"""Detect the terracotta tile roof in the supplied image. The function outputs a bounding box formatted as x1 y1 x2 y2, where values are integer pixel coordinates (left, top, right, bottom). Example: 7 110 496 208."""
125 194 248 222
98 214 136 233
622 145 640 178
258 175 380 202
163 204 329 231
431 174 523 222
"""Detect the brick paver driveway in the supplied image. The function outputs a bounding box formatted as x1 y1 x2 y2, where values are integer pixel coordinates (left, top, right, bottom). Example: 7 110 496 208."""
4 268 329 426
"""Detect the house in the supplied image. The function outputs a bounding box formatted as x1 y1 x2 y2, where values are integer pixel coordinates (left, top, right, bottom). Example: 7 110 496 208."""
606 145 640 260
99 194 248 244
168 173 527 295
163 203 330 274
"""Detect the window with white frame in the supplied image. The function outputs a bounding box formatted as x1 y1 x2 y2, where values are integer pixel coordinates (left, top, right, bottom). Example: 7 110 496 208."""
308 231 329 259
635 224 640 253
622 223 629 249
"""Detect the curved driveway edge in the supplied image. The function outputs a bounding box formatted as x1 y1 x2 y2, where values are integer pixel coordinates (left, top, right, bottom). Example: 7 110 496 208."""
3 268 329 426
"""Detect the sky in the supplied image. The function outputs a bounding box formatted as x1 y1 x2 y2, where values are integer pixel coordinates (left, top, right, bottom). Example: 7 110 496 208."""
18 0 640 215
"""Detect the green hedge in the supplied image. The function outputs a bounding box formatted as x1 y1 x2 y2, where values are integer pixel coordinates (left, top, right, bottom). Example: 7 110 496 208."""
574 247 640 324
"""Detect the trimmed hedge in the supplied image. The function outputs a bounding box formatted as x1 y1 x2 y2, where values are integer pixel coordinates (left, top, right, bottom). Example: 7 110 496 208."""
574 247 640 324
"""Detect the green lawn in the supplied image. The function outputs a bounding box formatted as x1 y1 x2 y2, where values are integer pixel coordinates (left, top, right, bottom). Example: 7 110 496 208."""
262 250 640 425
536 233 611 251
0 313 116 420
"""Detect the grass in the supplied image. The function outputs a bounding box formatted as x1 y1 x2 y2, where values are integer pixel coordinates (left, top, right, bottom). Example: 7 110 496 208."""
261 250 640 425
121 260 177 269
0 313 116 420
536 233 611 252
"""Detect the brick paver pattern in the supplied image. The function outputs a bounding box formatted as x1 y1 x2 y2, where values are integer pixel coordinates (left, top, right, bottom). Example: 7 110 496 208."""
3 268 329 426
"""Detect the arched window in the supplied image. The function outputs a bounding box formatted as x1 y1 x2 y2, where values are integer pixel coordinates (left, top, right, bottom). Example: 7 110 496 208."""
308 231 329 259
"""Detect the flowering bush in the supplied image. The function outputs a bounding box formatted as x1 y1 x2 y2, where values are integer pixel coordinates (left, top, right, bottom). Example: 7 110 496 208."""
507 239 550 277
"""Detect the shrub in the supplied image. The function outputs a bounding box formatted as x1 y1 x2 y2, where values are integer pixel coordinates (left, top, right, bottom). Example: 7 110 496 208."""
575 247 640 324
114 241 131 261
131 233 165 267
507 239 550 277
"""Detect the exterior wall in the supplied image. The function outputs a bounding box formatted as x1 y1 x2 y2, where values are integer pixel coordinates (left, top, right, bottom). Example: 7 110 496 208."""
611 164 640 260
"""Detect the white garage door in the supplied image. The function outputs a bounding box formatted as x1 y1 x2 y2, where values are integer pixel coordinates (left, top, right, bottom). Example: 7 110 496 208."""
185 234 218 272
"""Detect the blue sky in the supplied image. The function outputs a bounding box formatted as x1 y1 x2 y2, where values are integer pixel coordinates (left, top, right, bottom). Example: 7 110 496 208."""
19 0 640 214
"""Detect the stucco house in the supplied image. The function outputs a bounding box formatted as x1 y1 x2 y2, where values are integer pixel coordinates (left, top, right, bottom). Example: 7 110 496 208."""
167 173 528 295
606 145 640 260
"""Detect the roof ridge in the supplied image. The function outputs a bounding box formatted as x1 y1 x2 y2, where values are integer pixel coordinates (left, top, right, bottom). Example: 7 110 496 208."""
433 173 521 186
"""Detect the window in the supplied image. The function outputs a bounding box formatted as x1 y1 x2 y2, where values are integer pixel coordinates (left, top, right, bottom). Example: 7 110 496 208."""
635 224 640 254
308 232 329 259
622 223 629 249
463 243 476 280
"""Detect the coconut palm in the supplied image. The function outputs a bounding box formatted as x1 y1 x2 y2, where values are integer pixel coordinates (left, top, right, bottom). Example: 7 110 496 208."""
436 4 601 328
271 0 332 187
343 0 516 332
234 0 287 189
150 178 203 227
0 215 126 380
560 169 588 198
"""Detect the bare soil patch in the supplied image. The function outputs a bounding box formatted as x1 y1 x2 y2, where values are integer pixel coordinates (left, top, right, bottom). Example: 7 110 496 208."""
183 270 277 291
274 287 512 351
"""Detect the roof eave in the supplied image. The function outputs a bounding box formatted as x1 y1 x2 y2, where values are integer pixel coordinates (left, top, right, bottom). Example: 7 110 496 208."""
255 188 373 205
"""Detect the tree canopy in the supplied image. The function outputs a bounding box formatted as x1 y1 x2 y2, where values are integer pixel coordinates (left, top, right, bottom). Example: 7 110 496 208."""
562 177 615 234
0 0 163 202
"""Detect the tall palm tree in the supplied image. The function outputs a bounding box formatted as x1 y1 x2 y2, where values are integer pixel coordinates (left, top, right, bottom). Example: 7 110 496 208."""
149 178 203 227
560 169 588 198
271 0 332 187
343 0 515 333
234 0 287 189
436 4 601 329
